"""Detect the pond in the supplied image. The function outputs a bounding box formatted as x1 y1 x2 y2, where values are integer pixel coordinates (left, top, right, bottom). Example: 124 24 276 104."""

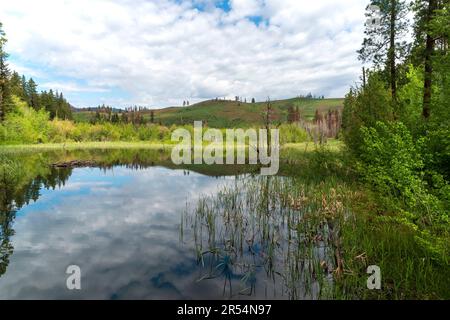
0 149 341 299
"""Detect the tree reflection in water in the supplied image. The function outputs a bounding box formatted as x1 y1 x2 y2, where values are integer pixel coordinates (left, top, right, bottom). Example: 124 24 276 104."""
1 154 72 278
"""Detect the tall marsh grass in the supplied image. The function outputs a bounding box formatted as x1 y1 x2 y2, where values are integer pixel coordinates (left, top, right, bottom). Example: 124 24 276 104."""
181 175 350 299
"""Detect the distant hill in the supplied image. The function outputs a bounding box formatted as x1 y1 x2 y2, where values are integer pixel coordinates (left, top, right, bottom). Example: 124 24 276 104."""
73 97 344 128
71 106 124 113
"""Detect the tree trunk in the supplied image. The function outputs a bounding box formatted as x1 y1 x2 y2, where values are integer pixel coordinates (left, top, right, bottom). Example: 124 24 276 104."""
422 0 438 119
362 67 366 89
389 0 397 101
0 87 3 121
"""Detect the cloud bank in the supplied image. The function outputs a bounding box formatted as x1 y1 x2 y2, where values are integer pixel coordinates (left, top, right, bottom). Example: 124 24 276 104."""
0 0 368 108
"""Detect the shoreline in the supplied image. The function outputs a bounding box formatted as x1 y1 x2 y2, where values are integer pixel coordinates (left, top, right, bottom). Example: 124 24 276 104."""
0 140 344 154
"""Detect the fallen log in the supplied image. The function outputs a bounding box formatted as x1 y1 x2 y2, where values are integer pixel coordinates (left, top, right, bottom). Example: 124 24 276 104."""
51 160 97 168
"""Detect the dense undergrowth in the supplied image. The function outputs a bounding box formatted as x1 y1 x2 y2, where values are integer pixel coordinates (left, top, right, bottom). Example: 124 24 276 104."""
0 96 308 145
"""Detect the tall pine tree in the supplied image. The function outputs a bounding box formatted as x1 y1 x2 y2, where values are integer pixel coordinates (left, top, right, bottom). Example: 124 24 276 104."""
412 0 445 118
0 22 11 121
9 71 26 100
358 0 410 101
26 78 39 110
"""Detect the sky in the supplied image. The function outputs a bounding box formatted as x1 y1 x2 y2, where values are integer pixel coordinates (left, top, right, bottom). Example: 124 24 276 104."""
0 0 369 108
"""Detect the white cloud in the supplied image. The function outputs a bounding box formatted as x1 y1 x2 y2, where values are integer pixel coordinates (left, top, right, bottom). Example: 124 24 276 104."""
39 82 109 93
0 0 368 108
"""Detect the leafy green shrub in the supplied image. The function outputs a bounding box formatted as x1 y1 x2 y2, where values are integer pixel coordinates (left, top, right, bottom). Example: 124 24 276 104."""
342 73 393 154
358 121 426 207
71 122 90 142
157 125 171 141
87 123 120 141
0 96 50 144
279 124 308 144
397 65 425 132
136 125 153 141
357 121 449 265
48 119 76 142
117 124 138 141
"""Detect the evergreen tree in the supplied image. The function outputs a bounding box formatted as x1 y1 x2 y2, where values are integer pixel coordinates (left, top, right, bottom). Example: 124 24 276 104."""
26 78 40 110
56 92 71 119
0 22 11 121
21 75 30 105
358 0 410 100
9 71 26 101
41 89 58 119
412 0 443 118
342 72 394 153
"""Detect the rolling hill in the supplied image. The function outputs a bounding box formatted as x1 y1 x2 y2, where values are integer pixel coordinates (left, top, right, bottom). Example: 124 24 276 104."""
73 97 344 128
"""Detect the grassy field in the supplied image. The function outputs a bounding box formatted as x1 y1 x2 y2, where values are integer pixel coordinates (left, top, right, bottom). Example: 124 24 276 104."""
73 97 344 127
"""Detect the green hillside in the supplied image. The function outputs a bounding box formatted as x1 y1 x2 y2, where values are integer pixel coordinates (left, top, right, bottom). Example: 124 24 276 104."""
74 97 344 128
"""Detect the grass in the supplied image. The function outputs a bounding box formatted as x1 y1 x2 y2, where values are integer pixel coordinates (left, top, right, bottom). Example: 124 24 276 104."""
336 189 450 300
283 140 344 152
149 97 344 127
0 141 171 153
73 97 344 128
182 176 341 299
0 140 344 154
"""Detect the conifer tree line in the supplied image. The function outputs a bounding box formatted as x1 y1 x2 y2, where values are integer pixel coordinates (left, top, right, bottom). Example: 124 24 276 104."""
0 22 72 121
85 104 156 125
356 0 448 119
344 0 449 148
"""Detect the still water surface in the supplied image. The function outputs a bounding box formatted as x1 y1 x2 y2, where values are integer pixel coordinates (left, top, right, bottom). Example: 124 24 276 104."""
0 149 331 299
